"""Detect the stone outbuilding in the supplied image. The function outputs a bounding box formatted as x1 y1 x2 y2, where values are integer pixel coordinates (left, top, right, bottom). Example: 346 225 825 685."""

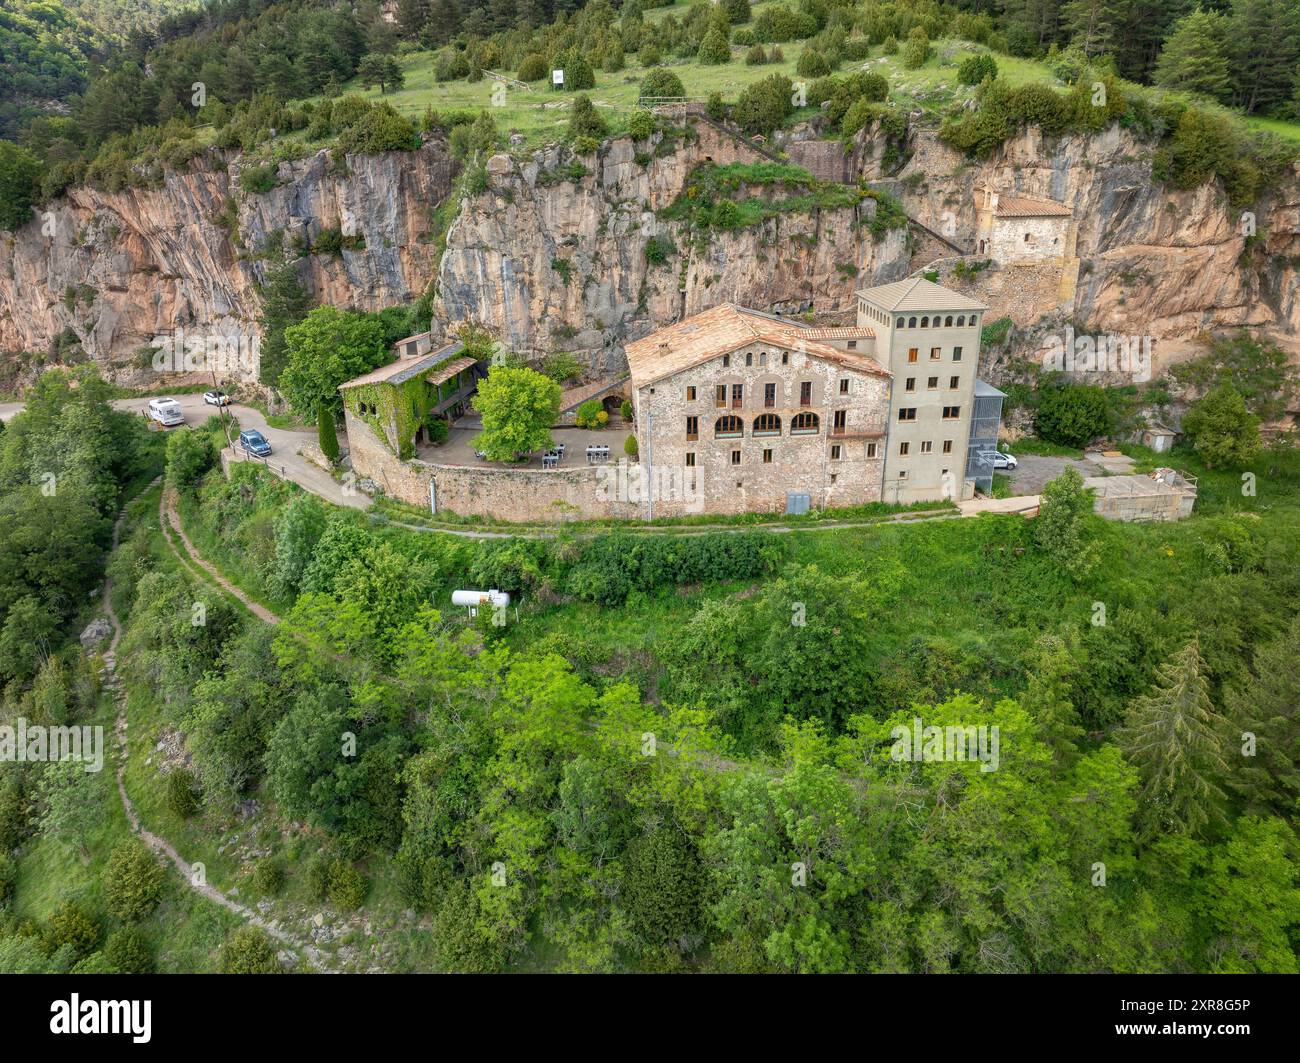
974 188 1072 263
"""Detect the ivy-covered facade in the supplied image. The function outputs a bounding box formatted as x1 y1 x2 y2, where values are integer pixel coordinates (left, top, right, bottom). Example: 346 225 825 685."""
339 336 481 460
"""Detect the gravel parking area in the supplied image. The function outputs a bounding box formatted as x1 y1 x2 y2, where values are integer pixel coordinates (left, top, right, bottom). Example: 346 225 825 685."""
1004 454 1102 494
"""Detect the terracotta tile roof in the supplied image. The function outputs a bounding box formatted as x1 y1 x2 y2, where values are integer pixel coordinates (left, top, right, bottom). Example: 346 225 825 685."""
797 326 876 340
338 341 465 390
856 277 988 313
559 375 629 412
993 192 1072 218
426 355 478 386
625 304 889 390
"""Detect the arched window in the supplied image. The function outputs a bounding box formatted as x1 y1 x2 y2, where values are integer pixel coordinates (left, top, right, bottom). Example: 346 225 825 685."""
956 315 965 326
791 412 820 435
908 316 917 328
921 316 929 327
715 415 743 438
944 315 953 326
753 413 781 437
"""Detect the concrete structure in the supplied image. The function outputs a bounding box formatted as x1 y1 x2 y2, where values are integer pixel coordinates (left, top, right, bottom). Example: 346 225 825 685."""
1085 468 1197 522
854 277 989 503
340 335 482 460
624 304 891 517
557 376 629 426
974 188 1072 263
1139 422 1178 454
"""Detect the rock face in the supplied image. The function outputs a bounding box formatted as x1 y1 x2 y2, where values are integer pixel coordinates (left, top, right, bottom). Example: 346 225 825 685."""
0 140 456 385
3 117 1298 391
879 125 1300 355
435 121 912 375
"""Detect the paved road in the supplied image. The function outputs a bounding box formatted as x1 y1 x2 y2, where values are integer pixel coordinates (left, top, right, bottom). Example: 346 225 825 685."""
6 390 367 510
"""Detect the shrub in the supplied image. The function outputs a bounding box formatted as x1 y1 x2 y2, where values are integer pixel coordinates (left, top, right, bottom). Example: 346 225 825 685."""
734 73 794 136
1181 384 1261 469
628 109 657 139
641 68 685 100
238 162 279 195
620 399 634 420
722 0 751 22
901 30 930 69
251 858 286 897
103 840 164 922
797 48 831 78
1034 383 1112 448
644 234 675 264
104 926 154 974
745 44 768 65
518 54 548 82
45 901 100 960
603 43 625 72
707 91 727 120
326 859 367 910
317 405 340 463
958 54 998 86
698 27 732 65
576 399 606 428
638 44 662 67
165 768 199 818
843 37 871 60
541 351 584 384
568 94 609 141
336 103 418 154
624 434 639 457
165 428 216 489
220 926 283 973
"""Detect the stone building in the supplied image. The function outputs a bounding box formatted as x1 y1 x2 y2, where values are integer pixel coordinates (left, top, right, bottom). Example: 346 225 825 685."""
625 304 891 517
854 277 990 504
973 188 1072 263
339 334 481 461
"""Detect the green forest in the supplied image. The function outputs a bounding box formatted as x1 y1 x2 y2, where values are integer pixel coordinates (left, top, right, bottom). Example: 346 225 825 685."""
2 362 1299 972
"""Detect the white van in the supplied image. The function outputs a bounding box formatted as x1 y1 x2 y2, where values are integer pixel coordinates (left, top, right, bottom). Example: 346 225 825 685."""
147 398 185 426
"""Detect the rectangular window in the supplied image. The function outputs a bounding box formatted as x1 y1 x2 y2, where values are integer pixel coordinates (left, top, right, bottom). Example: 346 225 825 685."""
745 351 753 367
759 352 767 366
833 409 846 434
942 405 961 419
731 449 741 466
908 348 918 363
686 386 696 401
839 378 849 394
846 340 857 349
732 383 743 408
949 376 959 390
685 452 696 467
800 381 812 406
715 384 727 408
764 382 776 408
866 442 878 458
898 470 908 479
781 352 789 365
905 377 916 392
898 407 917 421
899 442 910 456
685 415 698 441
920 440 933 454
763 448 773 464
830 444 842 461
722 353 730 368
930 347 941 360
942 439 953 454
953 346 963 362
927 376 938 390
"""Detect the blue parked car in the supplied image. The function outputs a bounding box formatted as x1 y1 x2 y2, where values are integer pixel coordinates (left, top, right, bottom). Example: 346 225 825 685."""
239 429 272 457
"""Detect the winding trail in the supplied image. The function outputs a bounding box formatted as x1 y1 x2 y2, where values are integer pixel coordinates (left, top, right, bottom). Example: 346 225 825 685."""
102 482 331 971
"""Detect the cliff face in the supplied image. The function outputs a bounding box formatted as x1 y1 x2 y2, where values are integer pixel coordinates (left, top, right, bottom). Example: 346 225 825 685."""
3 117 1297 392
0 141 456 385
882 125 1300 357
435 121 911 373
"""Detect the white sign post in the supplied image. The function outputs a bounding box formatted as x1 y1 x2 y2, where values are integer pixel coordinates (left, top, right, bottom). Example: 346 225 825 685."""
552 68 565 88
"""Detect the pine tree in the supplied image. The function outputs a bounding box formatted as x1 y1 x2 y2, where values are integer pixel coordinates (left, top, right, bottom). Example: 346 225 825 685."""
1225 614 1300 819
1022 635 1085 765
1229 0 1300 113
258 260 313 388
1154 9 1233 103
1119 638 1230 841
